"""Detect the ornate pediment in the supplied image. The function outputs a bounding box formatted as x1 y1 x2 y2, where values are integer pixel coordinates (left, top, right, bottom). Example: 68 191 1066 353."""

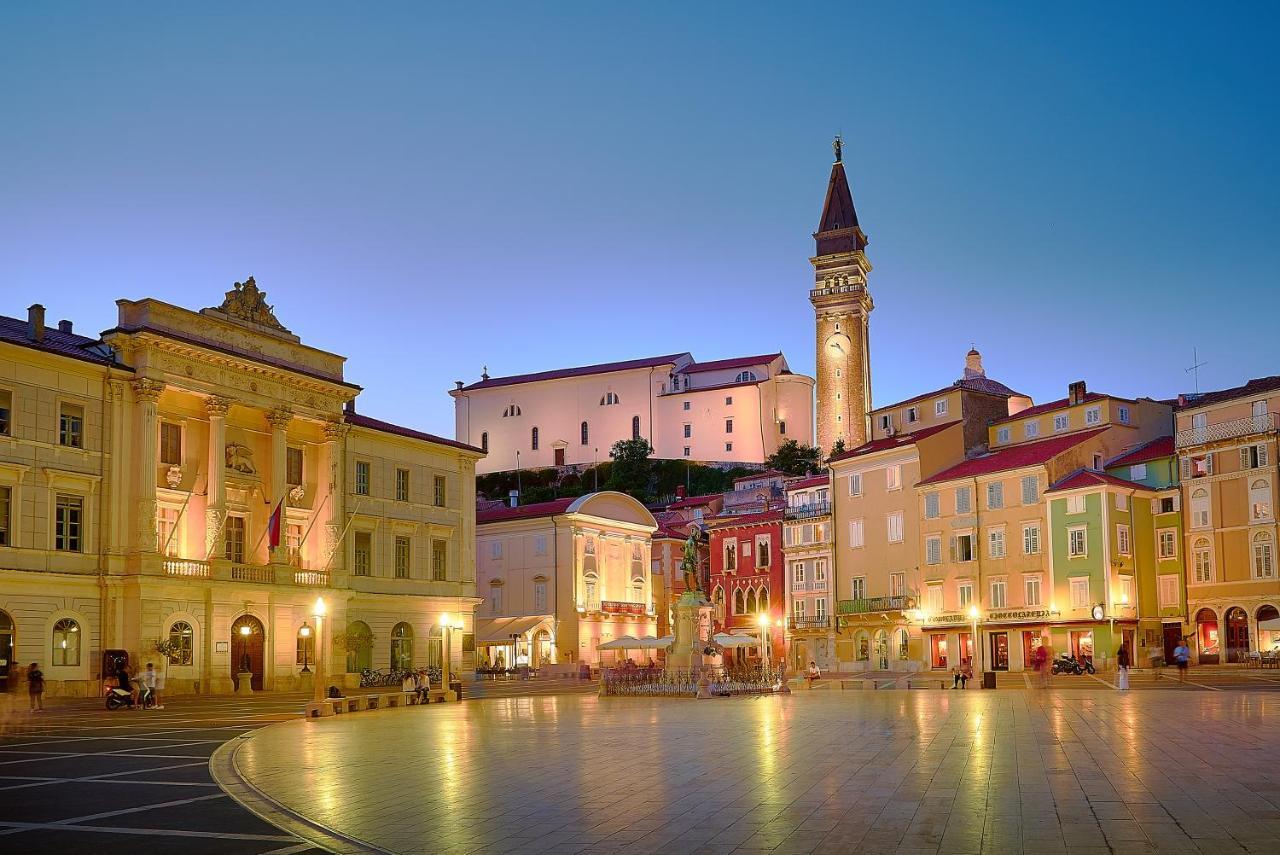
207 276 291 334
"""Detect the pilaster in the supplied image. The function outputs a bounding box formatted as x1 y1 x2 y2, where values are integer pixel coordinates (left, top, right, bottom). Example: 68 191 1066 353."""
132 379 164 553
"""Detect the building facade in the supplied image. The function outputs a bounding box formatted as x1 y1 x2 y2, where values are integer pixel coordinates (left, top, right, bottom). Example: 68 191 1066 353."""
451 352 814 474
782 475 834 670
0 283 483 697
474 492 657 668
707 474 786 663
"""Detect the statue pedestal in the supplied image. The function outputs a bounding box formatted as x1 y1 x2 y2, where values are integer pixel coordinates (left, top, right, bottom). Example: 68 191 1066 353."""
666 591 718 672
236 672 255 695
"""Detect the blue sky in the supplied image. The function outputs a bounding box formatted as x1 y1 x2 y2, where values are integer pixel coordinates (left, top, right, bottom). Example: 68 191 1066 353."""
2 4 1276 437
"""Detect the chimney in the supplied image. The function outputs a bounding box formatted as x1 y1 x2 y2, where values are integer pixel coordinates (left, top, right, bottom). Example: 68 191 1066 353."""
27 304 45 342
963 347 985 379
1068 380 1087 407
454 380 463 391
508 489 519 508
344 398 356 415
57 319 73 334
675 485 687 500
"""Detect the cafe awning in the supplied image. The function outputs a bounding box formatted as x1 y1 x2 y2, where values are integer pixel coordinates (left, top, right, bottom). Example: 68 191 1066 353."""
475 615 553 646
599 636 641 651
713 632 760 648
1260 618 1280 631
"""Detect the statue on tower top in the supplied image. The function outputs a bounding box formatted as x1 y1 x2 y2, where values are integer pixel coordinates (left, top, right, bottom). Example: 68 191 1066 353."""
832 134 843 163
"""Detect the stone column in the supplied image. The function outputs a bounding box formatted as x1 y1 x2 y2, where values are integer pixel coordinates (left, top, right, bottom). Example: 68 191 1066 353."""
132 379 165 553
267 408 293 564
321 418 347 574
204 396 233 559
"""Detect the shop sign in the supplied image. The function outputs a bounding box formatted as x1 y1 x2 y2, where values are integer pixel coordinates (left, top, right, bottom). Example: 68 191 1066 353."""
930 613 969 624
602 600 645 615
987 609 1062 623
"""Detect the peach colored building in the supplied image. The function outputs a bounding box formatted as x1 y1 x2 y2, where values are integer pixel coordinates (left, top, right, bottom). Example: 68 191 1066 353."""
451 352 814 474
782 474 834 670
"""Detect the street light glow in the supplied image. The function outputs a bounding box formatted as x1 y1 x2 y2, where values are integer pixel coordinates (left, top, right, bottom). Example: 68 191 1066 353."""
968 605 979 619
757 613 770 627
440 612 450 627
313 597 326 617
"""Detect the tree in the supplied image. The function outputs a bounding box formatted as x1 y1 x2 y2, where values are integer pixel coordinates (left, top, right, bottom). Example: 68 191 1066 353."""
606 438 653 499
829 438 847 458
765 439 823 476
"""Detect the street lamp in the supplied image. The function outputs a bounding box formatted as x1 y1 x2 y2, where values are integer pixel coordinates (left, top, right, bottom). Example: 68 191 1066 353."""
757 612 771 669
968 605 982 682
440 613 465 701
312 597 326 703
299 622 312 673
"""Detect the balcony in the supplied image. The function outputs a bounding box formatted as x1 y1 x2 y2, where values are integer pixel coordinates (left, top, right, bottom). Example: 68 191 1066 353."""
293 570 330 586
231 564 274 584
163 558 211 579
837 595 916 616
785 501 831 520
1177 413 1275 449
788 616 831 631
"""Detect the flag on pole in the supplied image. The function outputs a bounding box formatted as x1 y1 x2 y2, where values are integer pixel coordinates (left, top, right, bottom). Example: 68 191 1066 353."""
267 499 284 549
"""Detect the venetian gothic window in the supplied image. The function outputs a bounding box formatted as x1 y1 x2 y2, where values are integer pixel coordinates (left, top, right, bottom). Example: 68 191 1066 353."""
733 588 745 615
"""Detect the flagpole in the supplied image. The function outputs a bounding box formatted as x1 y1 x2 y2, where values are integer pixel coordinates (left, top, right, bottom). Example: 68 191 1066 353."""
250 490 284 561
298 489 331 548
321 497 364 574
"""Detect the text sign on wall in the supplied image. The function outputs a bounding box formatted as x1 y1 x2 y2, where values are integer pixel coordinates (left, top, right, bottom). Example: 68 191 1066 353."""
602 600 645 615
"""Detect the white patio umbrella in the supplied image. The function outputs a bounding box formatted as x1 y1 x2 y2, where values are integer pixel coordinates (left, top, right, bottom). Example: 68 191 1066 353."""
1258 618 1280 631
712 633 758 648
598 635 640 650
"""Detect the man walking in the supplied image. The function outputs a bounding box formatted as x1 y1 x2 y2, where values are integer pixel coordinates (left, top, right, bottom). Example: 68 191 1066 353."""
1173 638 1191 683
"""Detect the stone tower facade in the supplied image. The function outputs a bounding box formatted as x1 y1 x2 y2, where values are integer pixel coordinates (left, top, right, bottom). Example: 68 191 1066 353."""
811 147 873 454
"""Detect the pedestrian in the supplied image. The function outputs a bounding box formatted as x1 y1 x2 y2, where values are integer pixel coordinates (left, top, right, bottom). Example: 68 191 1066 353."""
1173 637 1191 683
805 660 821 689
961 658 974 689
117 663 139 708
141 662 158 708
1116 642 1130 691
27 662 44 712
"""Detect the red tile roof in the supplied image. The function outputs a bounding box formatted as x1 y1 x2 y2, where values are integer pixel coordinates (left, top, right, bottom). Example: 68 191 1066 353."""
918 428 1108 485
872 376 1027 415
664 493 723 509
1047 469 1153 493
682 353 780 374
991 392 1125 425
0 314 122 368
733 470 783 483
785 475 830 491
829 421 960 463
706 507 784 528
459 353 689 392
476 497 576 524
1106 436 1175 468
654 523 690 540
344 412 485 454
1178 376 1280 410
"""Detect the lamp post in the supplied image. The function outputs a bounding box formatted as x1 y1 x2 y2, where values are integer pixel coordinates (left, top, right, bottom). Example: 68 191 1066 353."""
440 613 465 701
312 597 326 704
968 605 982 683
757 612 771 669
299 621 312 673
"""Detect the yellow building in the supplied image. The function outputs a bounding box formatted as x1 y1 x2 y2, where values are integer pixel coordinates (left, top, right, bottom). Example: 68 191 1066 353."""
0 281 483 697
1176 377 1280 662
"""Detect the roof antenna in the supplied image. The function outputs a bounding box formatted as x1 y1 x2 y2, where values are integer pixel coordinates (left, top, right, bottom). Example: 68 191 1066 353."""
1185 348 1207 393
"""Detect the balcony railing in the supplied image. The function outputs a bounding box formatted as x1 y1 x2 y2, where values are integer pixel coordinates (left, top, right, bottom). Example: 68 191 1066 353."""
293 570 330 586
788 616 831 631
163 558 210 579
837 595 917 615
1176 413 1276 448
231 564 274 584
785 502 832 520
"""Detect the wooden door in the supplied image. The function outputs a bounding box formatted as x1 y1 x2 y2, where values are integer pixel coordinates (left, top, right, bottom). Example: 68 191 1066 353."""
231 615 266 691
1163 623 1183 663
554 447 565 466
990 632 1009 670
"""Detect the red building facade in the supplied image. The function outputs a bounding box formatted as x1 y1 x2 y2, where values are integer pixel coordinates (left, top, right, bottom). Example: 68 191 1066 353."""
707 507 786 664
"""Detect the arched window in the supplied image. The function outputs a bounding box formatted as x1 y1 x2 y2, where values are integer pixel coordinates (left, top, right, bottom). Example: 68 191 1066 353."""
167 621 194 666
600 392 620 406
428 625 444 670
52 618 80 667
345 621 373 673
855 630 869 661
390 622 414 671
631 415 641 440
480 432 489 453
502 404 522 418
733 588 745 615
712 586 725 621
745 587 758 614
296 623 315 667
735 371 757 383
1191 488 1210 527
531 427 539 450
1193 537 1213 583
580 421 589 445
897 628 910 659
1254 531 1274 578
584 573 599 610
632 577 645 604
1251 479 1272 521
758 586 769 612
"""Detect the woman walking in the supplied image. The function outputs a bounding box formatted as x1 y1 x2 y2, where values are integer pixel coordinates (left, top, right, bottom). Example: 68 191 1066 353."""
1116 641 1131 691
27 662 44 712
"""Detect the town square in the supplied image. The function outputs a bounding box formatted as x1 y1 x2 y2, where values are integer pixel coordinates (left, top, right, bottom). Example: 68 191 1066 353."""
2 4 1280 854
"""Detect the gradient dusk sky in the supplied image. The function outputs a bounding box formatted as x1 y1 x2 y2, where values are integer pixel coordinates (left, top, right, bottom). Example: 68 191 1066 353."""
2 4 1276 438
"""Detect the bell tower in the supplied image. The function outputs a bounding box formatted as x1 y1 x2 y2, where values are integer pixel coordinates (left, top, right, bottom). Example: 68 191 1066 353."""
811 136 873 454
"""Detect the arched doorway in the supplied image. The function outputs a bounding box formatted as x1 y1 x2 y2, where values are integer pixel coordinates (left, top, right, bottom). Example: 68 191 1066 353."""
230 614 266 691
1258 604 1280 652
427 625 443 671
1195 608 1220 664
345 621 373 673
390 622 414 671
533 629 552 667
0 610 13 693
874 630 889 670
1226 607 1250 663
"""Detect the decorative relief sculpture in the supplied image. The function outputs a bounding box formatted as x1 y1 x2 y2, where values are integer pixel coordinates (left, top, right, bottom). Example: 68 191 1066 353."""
288 484 305 504
138 499 158 552
323 524 340 564
131 378 165 404
165 465 183 489
266 407 293 430
205 508 224 554
208 276 290 333
225 442 257 474
204 395 233 418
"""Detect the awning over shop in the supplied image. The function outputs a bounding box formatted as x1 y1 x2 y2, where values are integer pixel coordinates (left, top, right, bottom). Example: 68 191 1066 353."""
475 615 553 646
599 636 640 651
713 632 760 648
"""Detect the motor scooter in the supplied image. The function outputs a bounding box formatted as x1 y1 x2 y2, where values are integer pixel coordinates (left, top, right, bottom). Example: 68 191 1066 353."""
105 684 154 710
1051 652 1096 675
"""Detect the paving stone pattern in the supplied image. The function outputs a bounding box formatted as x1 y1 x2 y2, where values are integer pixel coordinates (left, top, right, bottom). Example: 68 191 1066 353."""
237 689 1280 854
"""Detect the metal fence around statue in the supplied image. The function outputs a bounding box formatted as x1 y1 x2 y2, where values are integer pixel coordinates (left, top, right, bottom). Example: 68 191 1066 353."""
600 664 785 697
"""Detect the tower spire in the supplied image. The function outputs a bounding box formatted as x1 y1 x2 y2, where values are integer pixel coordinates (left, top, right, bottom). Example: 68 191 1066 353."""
814 150 867 256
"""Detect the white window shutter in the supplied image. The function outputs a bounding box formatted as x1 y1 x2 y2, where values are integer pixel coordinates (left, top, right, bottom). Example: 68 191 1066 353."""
1206 453 1214 475
1173 494 1181 511
1181 458 1191 480
1241 447 1251 469
949 536 957 562
1261 444 1270 466
1150 497 1159 514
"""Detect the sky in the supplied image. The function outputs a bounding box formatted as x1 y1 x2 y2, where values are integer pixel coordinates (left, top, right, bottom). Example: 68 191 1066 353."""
2 4 1277 438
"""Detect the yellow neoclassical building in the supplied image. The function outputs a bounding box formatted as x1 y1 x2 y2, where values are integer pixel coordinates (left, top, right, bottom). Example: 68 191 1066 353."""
0 281 483 697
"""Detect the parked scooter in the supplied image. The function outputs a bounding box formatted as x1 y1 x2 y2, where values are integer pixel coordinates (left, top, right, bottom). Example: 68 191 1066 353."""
105 685 155 710
1051 652 1096 675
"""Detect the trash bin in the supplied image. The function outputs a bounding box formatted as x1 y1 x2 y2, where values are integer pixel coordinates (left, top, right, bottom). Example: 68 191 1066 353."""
982 671 996 690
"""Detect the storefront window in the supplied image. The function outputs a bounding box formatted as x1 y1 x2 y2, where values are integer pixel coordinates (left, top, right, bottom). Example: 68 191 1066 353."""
1022 631 1045 668
959 632 973 665
1196 608 1220 664
1070 630 1094 662
930 634 948 669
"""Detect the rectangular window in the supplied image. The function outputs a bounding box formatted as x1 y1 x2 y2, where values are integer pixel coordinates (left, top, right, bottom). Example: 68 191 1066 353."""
1191 492 1210 528
927 584 943 615
725 442 733 452
906 406 919 423
432 538 447 581
990 579 1007 608
1085 406 1101 425
879 414 892 432
54 494 84 555
723 540 737 571
1118 405 1130 424
683 446 690 457
887 511 904 543
815 560 827 582
1118 574 1134 604
355 461 370 496
986 481 1004 510
1193 546 1212 582
725 419 733 434
954 533 975 562
924 491 940 519
490 540 503 560
534 580 547 612
59 403 84 448
0 389 10 435
1021 475 1038 505
1126 463 1147 481
815 598 827 620
683 423 691 438
1242 444 1268 469
1070 577 1090 608
849 518 864 548
1117 524 1131 556
1024 421 1039 439
793 599 806 619
850 576 866 600
725 396 733 406
1054 414 1069 432
1158 574 1179 608
1157 529 1177 559
160 422 182 466
0 486 9 546
286 446 303 486
533 535 547 556
988 528 1006 558
1114 492 1127 511
958 583 973 608
793 562 805 584
886 465 901 490
890 572 904 597
286 522 303 565
955 486 972 514
849 473 862 496
353 531 372 576
778 420 786 435
156 506 178 557
1068 526 1087 557
682 401 690 411
395 468 410 502
433 475 447 507
1066 495 1085 514
997 427 1010 444
1023 523 1040 555
223 514 245 563
935 399 948 416
1025 575 1042 606
394 535 411 578
925 535 942 565
490 585 503 614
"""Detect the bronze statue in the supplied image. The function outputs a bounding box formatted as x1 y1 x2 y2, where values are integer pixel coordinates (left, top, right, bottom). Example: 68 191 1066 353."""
833 134 843 163
680 530 704 595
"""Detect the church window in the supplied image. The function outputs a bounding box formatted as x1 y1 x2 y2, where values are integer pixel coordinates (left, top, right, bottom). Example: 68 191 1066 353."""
531 427 539 450
580 421 589 445
600 392 620 406
735 371 757 383
502 404 521 417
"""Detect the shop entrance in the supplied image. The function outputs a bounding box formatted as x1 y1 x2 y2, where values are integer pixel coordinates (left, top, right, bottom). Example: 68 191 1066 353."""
1226 607 1250 663
990 632 1009 670
1163 623 1183 664
929 634 948 669
231 614 266 691
1196 608 1220 664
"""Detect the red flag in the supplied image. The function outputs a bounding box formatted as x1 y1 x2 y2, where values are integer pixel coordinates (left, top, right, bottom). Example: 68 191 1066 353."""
267 499 284 549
